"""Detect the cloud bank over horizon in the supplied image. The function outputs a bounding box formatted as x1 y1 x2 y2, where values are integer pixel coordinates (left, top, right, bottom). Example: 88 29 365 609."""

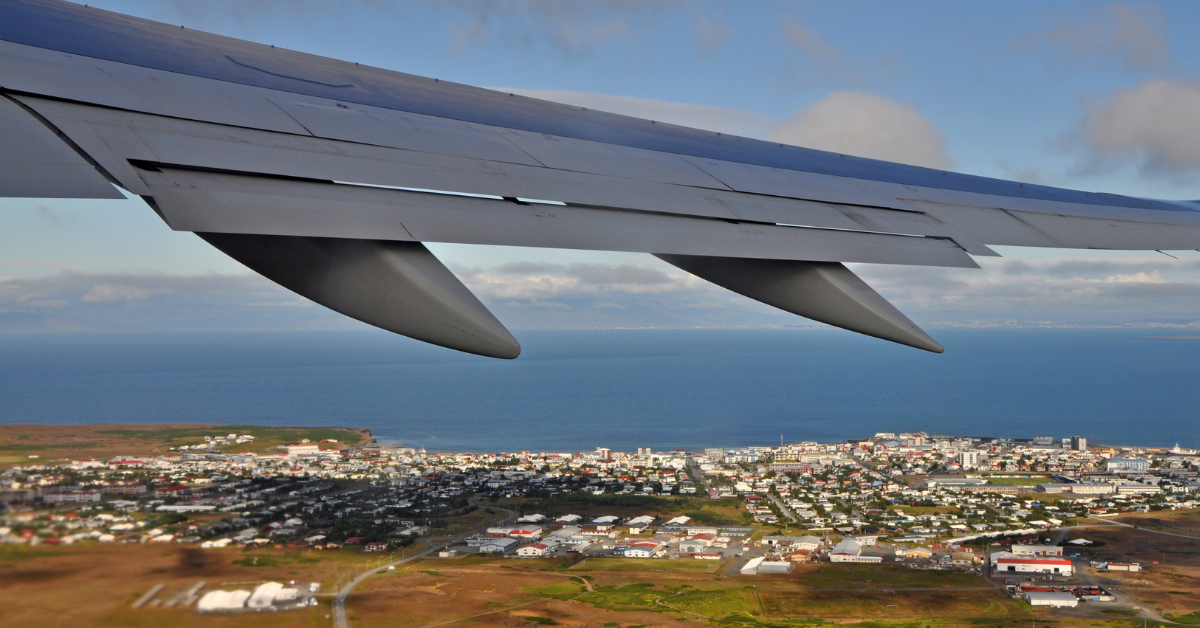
5 249 1200 334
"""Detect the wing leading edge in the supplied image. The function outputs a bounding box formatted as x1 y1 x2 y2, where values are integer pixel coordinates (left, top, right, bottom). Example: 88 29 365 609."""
2 0 1199 356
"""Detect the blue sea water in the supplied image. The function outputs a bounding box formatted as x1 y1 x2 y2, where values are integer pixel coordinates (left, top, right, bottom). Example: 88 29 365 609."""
0 328 1197 452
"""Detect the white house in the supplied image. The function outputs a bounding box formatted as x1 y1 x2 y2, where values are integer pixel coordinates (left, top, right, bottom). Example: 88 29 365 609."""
517 542 549 557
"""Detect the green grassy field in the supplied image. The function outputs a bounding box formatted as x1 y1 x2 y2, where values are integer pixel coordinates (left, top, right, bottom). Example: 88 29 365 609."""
0 423 371 468
982 477 1050 487
761 588 1023 621
93 425 371 454
569 557 725 573
802 564 985 589
528 581 758 619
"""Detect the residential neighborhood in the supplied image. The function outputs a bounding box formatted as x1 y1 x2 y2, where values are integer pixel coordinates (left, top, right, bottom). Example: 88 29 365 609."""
2 428 1199 616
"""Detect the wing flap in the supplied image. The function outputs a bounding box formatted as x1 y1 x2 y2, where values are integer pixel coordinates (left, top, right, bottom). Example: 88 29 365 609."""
138 165 978 269
0 94 120 198
21 96 996 253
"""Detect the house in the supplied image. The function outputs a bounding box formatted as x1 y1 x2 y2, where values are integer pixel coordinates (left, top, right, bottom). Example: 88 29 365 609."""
679 539 710 554
364 541 388 552
517 542 549 557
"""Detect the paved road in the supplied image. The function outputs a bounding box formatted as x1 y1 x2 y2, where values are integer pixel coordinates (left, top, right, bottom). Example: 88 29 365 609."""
1072 556 1169 623
685 457 709 494
764 491 797 523
332 499 517 628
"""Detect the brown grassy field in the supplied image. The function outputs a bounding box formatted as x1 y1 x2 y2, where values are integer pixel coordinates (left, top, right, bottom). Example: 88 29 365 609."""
760 588 1023 622
1067 522 1200 566
1112 509 1200 536
346 555 1038 628
0 424 371 468
1099 565 1200 619
0 543 388 627
350 561 701 628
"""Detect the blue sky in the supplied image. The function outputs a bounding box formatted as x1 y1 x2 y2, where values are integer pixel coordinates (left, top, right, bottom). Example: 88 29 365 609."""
4 0 1200 334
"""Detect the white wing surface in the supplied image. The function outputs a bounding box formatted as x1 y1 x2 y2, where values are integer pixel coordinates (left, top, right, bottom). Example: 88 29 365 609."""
3 0 1199 356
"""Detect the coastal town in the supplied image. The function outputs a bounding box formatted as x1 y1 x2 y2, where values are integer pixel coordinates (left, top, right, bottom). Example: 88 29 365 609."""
2 426 1199 625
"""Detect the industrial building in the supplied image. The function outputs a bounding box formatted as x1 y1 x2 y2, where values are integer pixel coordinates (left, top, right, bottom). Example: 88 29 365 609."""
196 581 307 613
1011 544 1063 557
1024 591 1079 607
756 560 794 574
991 552 1073 576
829 539 882 563
197 590 252 613
477 538 518 554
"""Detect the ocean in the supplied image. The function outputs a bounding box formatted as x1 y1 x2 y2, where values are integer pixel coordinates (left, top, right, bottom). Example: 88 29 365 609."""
0 328 1196 452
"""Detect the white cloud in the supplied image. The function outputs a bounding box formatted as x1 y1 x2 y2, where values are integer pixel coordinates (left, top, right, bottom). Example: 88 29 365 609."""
1014 2 1172 72
0 272 356 332
767 92 951 169
1078 79 1200 175
780 16 850 73
496 88 779 138
507 88 951 168
438 0 674 58
856 252 1200 326
692 11 734 56
7 252 1200 334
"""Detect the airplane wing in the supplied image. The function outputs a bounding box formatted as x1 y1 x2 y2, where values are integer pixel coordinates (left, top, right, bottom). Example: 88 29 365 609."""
3 0 1199 357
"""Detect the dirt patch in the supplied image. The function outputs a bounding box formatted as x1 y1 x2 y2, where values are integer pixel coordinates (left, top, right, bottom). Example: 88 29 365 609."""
1071 525 1200 566
0 543 372 627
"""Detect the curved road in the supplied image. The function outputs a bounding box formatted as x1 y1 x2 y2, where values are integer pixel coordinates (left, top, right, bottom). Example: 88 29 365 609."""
332 499 517 628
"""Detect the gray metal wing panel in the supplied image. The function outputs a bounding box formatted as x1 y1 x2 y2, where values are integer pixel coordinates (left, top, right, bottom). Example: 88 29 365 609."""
0 94 120 198
0 0 1169 213
0 41 310 136
268 97 546 168
138 166 978 269
20 97 999 250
